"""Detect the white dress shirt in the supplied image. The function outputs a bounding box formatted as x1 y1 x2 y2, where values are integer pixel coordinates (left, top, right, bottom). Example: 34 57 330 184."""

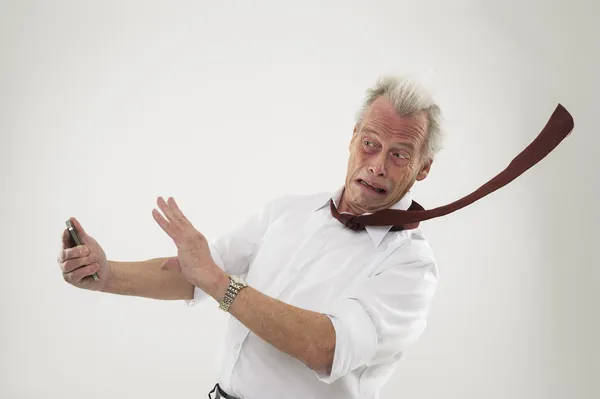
187 187 438 399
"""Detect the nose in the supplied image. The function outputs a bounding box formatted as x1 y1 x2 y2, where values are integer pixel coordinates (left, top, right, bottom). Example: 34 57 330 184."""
368 153 387 177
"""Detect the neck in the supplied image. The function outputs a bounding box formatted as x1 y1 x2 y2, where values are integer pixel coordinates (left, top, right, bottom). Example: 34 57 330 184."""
337 191 356 215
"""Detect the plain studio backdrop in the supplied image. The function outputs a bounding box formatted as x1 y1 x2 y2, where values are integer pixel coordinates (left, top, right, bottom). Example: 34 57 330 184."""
1 0 598 398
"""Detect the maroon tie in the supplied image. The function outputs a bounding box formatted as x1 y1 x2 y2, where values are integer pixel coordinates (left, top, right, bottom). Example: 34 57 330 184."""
330 104 574 231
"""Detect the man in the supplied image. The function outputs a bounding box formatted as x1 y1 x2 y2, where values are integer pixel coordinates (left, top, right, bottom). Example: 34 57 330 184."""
58 75 443 399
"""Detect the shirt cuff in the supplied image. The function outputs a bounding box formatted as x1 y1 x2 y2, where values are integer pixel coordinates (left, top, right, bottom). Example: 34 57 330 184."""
313 298 378 384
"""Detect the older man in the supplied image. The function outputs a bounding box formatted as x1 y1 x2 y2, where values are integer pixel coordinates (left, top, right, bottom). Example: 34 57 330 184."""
58 75 442 399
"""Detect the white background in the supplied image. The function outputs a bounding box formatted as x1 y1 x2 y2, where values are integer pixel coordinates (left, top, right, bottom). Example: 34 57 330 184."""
1 0 598 398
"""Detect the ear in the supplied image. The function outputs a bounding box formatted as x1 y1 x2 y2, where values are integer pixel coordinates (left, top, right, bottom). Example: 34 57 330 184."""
416 158 433 181
349 124 359 151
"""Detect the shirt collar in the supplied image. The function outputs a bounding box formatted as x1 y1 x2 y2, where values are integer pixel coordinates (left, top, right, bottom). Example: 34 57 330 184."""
314 185 413 247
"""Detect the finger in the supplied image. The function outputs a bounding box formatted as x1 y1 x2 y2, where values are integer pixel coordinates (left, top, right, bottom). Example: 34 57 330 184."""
58 245 90 264
64 263 100 285
167 197 191 225
152 208 176 238
62 228 71 249
167 197 205 243
157 197 177 223
61 253 98 273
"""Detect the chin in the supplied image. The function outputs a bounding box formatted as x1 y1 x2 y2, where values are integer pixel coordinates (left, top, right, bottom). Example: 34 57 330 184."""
356 192 387 208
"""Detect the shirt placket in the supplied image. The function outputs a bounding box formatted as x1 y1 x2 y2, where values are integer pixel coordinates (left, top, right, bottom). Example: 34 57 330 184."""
219 317 251 391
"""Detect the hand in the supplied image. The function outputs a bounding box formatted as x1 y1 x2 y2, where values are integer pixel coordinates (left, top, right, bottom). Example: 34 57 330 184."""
152 196 223 292
57 217 110 291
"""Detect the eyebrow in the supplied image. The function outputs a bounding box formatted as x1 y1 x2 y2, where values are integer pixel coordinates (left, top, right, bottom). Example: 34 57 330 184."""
362 128 416 151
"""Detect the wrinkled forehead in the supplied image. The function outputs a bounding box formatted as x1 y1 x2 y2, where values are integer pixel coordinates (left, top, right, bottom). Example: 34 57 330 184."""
359 97 429 141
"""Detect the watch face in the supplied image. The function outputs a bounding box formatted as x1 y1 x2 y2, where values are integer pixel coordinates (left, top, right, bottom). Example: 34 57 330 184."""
231 276 247 286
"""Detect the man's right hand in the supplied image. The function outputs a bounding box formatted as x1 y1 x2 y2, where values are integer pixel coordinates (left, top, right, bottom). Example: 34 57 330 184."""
57 217 110 291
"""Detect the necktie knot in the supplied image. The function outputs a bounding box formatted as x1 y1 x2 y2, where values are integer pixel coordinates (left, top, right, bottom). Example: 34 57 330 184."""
345 219 361 230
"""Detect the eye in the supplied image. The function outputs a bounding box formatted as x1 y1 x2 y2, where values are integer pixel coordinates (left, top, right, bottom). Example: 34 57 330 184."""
393 153 409 159
363 140 375 147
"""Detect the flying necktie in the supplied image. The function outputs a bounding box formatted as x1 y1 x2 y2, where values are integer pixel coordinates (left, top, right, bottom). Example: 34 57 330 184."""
330 104 574 231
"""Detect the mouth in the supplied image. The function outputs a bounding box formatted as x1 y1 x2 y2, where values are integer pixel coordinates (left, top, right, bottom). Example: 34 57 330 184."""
357 179 387 195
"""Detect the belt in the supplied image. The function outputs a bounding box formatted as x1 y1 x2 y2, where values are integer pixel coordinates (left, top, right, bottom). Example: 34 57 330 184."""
208 383 240 399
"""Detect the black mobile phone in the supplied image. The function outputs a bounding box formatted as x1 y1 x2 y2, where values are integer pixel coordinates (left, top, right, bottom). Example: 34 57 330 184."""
66 220 99 281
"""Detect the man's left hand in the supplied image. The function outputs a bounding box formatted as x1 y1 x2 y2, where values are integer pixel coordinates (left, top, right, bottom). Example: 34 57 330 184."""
152 196 224 293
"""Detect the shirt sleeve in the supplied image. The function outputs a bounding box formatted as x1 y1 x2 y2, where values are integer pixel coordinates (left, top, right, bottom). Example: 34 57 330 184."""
185 196 289 306
313 242 438 383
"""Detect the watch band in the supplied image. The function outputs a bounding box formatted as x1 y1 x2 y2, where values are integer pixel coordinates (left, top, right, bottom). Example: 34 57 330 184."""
219 275 248 312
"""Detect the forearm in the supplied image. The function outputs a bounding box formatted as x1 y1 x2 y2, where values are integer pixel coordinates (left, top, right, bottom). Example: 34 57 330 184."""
209 272 335 372
103 258 194 300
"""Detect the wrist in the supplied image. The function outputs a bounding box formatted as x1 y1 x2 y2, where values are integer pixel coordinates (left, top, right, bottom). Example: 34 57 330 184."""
101 260 118 293
204 265 230 301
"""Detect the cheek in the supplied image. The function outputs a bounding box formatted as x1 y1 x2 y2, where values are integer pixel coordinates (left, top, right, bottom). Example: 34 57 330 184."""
349 152 367 170
389 166 412 187
355 151 371 165
346 157 359 179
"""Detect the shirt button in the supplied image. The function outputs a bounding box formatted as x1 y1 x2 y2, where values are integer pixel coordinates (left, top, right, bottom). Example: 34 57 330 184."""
234 343 241 351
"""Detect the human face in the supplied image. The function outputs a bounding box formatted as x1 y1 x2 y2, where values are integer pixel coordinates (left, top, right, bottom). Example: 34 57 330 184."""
339 96 432 215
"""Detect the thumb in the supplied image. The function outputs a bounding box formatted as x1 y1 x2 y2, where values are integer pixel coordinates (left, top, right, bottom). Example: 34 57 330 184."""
161 257 181 272
68 217 90 242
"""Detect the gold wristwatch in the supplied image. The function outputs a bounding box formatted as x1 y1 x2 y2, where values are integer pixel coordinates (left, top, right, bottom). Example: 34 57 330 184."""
219 275 248 312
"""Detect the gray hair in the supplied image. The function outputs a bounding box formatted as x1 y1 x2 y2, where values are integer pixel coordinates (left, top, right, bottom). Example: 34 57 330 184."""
355 75 444 161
